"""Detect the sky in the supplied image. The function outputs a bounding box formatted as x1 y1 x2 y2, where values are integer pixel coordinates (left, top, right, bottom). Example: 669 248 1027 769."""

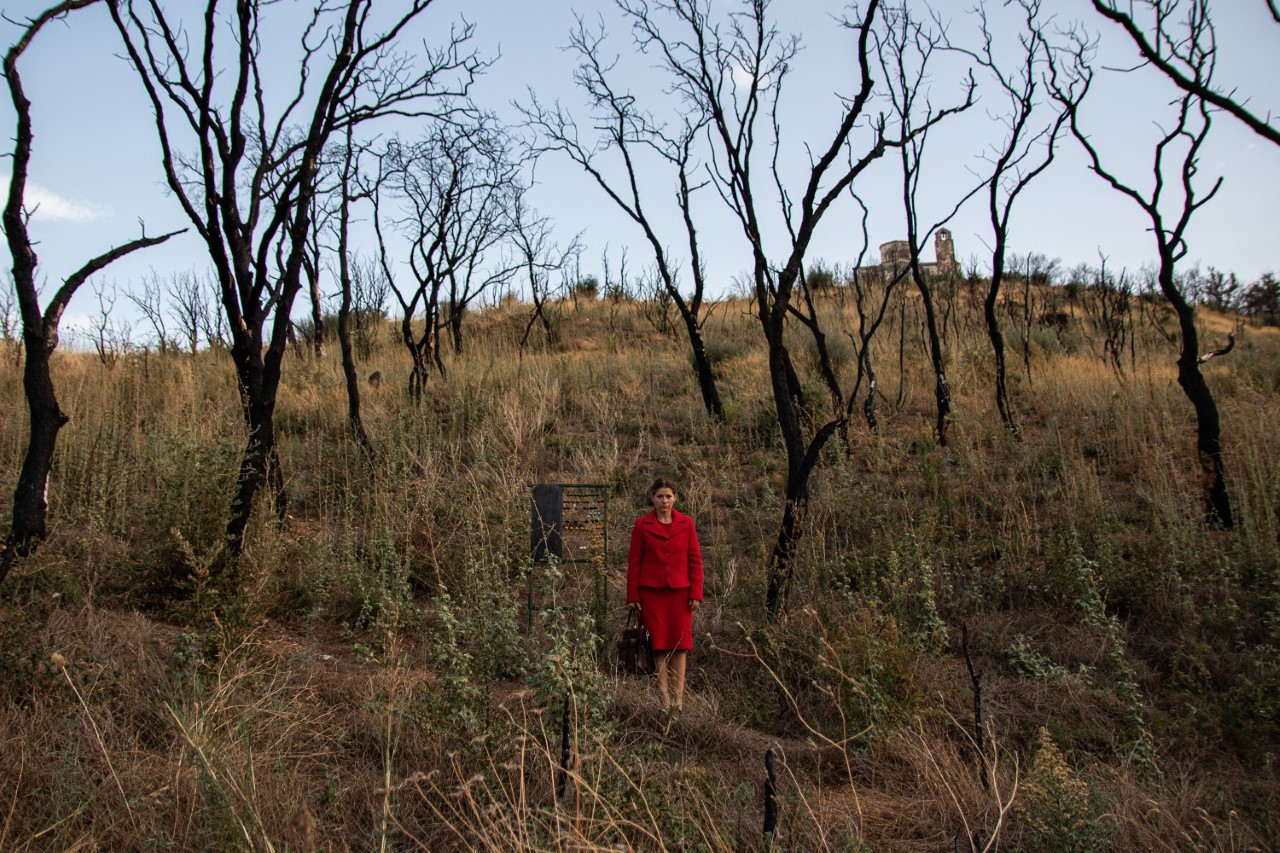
0 0 1277 343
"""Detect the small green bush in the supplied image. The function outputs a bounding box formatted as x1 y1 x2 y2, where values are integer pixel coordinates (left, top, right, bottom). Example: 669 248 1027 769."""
1006 634 1067 681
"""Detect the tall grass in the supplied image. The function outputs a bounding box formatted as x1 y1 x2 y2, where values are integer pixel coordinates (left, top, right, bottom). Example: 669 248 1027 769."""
0 290 1276 849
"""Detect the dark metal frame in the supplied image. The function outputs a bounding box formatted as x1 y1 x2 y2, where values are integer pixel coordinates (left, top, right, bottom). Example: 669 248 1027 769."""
527 483 610 632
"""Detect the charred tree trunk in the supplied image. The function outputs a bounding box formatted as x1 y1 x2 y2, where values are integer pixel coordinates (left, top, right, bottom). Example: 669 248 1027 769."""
1021 273 1033 384
811 321 849 447
856 286 884 434
883 7 986 451
305 255 325 358
449 302 465 356
520 271 559 350
790 274 849 445
1164 272 1233 527
521 41 724 422
913 267 952 447
338 268 375 461
764 300 842 617
896 296 908 409
225 340 289 552
765 491 805 618
673 152 724 423
782 347 807 415
861 354 879 432
335 134 375 462
432 306 446 376
1 343 68 583
682 309 723 421
1060 53 1234 528
985 260 1016 436
399 304 437 402
851 268 904 436
406 341 432 401
112 0 478 561
765 394 841 617
764 337 805 617
960 0 1076 431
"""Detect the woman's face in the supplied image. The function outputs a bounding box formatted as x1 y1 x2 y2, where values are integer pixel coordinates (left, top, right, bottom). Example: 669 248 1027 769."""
651 487 676 512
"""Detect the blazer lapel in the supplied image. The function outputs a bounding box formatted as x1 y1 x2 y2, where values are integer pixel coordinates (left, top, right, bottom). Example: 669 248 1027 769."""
643 510 684 539
644 511 670 539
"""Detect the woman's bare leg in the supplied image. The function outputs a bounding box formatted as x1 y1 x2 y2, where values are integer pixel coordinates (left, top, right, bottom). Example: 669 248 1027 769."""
670 651 687 711
655 652 671 709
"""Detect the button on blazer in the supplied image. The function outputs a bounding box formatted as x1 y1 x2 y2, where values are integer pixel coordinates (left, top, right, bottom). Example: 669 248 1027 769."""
626 509 704 603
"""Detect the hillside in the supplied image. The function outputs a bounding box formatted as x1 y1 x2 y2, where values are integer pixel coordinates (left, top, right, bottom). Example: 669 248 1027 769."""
1 286 1278 850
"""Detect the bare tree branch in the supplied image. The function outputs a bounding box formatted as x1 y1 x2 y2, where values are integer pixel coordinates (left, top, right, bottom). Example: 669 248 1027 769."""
1091 0 1280 146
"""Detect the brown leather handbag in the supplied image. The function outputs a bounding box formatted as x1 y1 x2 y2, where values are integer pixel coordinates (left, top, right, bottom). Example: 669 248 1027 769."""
615 608 655 676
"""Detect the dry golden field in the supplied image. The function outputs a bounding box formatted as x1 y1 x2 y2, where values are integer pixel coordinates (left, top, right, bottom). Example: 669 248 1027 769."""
1 286 1278 850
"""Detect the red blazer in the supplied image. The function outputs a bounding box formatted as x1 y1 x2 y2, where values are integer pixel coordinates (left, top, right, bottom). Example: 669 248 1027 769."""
626 509 704 603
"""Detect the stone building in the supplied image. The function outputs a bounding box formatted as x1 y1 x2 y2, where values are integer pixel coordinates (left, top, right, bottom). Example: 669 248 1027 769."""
860 228 959 281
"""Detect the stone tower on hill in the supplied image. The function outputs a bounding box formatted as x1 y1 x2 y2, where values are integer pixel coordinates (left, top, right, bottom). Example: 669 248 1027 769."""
860 228 959 281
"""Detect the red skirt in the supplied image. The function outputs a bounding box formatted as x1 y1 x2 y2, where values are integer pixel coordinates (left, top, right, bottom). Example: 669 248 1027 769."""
638 586 694 651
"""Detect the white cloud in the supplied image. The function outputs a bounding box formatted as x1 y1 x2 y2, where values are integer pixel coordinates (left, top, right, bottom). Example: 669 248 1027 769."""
731 61 774 92
58 311 94 334
0 175 111 223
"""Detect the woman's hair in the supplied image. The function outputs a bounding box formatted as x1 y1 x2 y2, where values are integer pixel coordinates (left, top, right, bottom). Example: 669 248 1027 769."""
649 478 678 496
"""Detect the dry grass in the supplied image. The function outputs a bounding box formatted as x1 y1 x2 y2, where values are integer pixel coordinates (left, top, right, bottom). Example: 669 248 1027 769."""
1 289 1278 849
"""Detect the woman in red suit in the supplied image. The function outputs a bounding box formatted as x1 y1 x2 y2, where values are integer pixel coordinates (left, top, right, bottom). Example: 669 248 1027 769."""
626 478 703 717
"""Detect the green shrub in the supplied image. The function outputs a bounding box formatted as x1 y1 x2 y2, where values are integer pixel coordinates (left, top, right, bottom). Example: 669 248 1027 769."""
1006 634 1067 681
418 557 526 742
527 607 609 736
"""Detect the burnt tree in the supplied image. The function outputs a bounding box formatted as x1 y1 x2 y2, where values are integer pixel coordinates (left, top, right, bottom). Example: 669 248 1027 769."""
302 190 328 358
330 128 376 460
949 0 1078 437
846 196 908 435
111 0 481 554
444 232 519 357
522 16 724 421
166 271 214 355
1 0 182 585
878 4 979 449
372 120 515 398
511 193 579 352
1058 22 1234 527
